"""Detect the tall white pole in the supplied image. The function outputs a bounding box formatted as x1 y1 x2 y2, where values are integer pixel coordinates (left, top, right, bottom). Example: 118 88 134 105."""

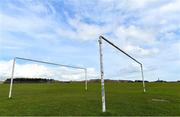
85 69 87 90
98 37 106 112
9 58 16 98
140 64 146 92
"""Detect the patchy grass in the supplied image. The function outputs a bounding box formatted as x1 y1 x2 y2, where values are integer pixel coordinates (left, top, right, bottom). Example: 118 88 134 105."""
0 82 179 116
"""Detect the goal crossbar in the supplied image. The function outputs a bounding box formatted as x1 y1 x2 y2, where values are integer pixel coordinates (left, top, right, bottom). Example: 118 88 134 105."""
15 57 86 70
100 36 142 64
9 57 88 98
98 35 146 112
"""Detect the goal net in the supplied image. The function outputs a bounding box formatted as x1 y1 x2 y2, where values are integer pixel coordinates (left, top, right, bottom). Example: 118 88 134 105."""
8 57 87 98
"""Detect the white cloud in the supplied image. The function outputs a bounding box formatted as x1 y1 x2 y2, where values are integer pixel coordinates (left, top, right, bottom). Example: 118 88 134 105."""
123 0 158 10
158 0 180 13
123 45 159 57
0 60 98 81
0 0 61 48
0 60 13 80
56 18 109 41
0 13 51 32
139 0 180 32
114 25 156 45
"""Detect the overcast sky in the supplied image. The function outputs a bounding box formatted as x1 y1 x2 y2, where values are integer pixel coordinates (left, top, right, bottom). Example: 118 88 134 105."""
0 0 180 81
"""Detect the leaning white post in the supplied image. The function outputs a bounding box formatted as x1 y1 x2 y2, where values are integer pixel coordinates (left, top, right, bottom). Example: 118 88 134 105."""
140 64 146 92
98 37 106 112
9 58 16 98
85 69 88 90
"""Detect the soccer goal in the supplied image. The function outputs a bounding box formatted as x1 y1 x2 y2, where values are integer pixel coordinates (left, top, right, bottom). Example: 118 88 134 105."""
98 36 146 112
8 57 87 98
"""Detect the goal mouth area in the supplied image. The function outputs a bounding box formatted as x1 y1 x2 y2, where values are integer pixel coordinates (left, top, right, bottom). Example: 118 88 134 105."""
98 35 146 112
8 57 88 98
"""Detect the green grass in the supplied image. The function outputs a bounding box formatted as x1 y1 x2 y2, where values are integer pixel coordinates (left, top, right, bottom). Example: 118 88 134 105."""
0 82 179 116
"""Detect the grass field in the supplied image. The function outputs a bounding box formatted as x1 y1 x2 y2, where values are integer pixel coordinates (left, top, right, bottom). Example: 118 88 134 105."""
0 82 179 116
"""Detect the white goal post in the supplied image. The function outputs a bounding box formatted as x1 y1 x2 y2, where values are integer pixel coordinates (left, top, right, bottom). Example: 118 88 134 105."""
9 57 87 98
98 36 146 112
